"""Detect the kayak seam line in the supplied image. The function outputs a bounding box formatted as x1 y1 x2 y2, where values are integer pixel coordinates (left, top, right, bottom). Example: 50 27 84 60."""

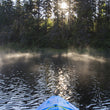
46 105 67 110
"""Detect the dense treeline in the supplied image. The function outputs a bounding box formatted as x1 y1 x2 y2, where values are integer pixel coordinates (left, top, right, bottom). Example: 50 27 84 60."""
0 0 110 49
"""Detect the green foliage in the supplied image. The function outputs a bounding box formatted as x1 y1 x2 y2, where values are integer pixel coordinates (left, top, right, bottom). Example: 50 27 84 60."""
0 0 14 26
0 0 110 50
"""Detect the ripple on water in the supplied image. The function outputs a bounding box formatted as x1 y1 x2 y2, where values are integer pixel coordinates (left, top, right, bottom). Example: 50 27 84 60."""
0 55 110 110
0 73 38 110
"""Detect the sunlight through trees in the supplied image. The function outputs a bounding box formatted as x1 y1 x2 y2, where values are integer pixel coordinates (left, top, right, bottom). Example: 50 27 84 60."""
0 0 110 49
61 2 68 9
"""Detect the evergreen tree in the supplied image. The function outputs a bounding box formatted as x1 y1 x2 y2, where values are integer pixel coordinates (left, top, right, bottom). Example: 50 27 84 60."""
0 0 14 25
35 0 42 31
53 0 60 26
43 0 52 32
74 0 94 47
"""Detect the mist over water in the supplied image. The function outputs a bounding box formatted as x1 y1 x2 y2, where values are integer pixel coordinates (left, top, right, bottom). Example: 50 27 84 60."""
0 51 110 110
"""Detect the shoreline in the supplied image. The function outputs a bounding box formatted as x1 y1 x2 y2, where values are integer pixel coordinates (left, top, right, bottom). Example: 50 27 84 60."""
0 44 110 59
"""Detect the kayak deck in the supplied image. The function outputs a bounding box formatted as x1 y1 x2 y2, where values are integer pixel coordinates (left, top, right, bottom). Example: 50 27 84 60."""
36 96 79 110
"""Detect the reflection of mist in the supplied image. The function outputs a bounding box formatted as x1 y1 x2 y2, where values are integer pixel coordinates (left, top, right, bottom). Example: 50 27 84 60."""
63 52 105 63
0 50 106 70
0 52 41 67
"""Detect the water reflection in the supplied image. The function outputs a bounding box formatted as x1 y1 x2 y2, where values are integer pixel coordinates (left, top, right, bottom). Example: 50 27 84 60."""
0 52 110 110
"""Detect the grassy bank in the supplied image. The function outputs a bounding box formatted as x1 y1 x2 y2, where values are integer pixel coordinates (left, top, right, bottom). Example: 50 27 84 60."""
0 43 110 58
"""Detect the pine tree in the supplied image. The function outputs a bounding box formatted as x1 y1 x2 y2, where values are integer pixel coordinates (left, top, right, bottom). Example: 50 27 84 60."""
43 0 52 32
36 0 42 31
0 0 14 25
53 0 60 25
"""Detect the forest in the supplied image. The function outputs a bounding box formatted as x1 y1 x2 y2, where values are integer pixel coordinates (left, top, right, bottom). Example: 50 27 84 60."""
0 0 110 49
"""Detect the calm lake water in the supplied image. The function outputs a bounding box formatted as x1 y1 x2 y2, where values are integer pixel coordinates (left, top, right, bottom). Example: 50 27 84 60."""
0 51 110 110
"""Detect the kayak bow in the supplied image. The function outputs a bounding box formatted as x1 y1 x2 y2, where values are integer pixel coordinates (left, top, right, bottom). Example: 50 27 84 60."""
36 96 79 110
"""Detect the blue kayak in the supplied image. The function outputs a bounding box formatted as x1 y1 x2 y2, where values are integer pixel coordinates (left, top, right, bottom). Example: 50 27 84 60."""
36 96 79 110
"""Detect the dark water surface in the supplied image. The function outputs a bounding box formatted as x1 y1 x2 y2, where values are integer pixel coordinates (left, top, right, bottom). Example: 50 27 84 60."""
0 52 110 110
